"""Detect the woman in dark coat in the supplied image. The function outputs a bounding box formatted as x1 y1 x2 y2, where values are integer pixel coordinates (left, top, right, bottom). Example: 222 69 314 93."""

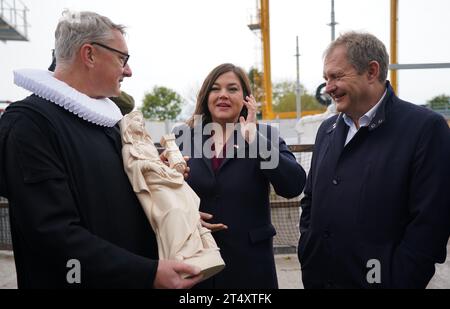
175 63 306 288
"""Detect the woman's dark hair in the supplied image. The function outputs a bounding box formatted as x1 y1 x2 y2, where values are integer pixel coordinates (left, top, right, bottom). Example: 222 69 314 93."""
187 63 251 127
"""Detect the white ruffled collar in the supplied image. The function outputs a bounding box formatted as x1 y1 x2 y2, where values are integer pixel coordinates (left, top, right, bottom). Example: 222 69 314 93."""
13 69 123 127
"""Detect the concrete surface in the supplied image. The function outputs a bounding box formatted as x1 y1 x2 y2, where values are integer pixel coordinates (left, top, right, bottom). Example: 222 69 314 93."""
275 254 303 289
1 248 449 289
0 251 16 289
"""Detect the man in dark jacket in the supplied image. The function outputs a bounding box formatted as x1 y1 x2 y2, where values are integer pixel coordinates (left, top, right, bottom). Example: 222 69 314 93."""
0 10 201 288
298 31 450 288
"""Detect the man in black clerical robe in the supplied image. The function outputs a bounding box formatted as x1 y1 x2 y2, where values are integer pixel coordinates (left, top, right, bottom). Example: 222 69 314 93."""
0 10 202 289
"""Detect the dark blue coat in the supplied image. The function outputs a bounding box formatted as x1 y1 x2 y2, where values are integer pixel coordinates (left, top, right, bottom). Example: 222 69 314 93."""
298 82 450 288
175 124 306 288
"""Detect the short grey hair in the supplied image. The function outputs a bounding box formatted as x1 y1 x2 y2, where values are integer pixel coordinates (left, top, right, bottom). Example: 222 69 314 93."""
324 31 389 83
54 10 126 66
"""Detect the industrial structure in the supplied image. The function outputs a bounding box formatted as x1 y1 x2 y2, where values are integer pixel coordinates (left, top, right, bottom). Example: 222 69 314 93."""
247 0 273 119
388 0 450 94
248 0 320 120
249 0 449 120
1 0 28 114
0 0 29 42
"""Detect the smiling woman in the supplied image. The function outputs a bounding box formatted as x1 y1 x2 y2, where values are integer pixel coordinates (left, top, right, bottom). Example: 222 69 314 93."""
207 71 246 127
187 63 251 128
174 63 307 289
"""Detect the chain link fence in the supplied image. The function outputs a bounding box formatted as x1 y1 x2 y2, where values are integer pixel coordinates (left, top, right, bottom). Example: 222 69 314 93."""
0 197 12 250
271 145 313 254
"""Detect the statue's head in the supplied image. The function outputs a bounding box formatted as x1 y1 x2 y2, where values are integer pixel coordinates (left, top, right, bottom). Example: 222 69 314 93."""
120 111 147 144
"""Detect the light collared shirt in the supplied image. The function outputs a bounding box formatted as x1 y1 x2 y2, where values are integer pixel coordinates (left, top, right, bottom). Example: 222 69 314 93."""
343 89 387 146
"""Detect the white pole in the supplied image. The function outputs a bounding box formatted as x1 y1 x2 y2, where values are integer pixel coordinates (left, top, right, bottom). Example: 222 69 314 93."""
295 36 301 120
295 36 302 144
329 0 338 41
13 0 17 26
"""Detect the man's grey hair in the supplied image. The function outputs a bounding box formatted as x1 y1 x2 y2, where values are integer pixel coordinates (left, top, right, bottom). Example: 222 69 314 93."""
54 10 126 66
324 31 389 83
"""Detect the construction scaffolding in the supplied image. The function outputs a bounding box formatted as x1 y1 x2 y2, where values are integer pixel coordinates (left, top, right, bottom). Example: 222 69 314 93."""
248 0 325 120
0 0 29 42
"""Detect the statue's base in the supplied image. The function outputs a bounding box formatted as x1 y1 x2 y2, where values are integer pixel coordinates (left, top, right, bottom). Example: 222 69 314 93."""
182 250 225 281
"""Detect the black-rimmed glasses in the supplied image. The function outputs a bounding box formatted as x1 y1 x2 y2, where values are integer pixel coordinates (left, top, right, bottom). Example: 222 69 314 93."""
91 42 130 68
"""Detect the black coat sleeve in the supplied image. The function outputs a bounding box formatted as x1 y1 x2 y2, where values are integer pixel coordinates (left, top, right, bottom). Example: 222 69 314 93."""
2 112 158 288
299 172 312 234
255 125 306 198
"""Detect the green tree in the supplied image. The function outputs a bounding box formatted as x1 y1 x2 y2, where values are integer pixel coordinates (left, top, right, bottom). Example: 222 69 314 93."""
247 67 264 103
272 81 326 113
427 94 450 110
140 86 182 121
247 67 265 119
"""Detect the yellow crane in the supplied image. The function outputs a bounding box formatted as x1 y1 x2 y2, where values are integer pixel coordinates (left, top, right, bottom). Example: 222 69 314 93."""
390 0 398 93
390 0 450 98
248 0 273 119
249 0 404 119
248 0 324 120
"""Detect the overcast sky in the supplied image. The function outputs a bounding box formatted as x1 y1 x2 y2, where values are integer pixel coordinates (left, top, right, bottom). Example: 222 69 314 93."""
1 0 449 110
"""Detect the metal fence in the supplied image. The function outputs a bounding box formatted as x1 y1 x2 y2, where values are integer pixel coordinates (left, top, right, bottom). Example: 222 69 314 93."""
0 197 12 250
0 144 314 252
271 145 313 253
